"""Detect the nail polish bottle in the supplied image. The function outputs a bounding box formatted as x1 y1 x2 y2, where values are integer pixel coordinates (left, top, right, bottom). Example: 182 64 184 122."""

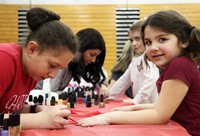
45 93 49 105
94 94 99 105
77 91 83 104
99 94 105 108
72 91 77 103
67 87 71 96
38 95 43 105
0 113 4 136
62 92 68 105
28 95 34 105
1 118 9 136
42 78 51 97
33 96 38 105
86 95 92 107
50 96 56 106
57 94 63 105
9 112 20 136
69 95 75 108
82 91 87 103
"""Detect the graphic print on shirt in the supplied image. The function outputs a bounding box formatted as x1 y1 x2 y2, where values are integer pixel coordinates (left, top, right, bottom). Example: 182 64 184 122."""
137 60 143 71
4 94 28 112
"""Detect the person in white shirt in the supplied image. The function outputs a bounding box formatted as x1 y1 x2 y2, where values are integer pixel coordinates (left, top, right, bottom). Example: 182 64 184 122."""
109 21 146 98
108 52 159 104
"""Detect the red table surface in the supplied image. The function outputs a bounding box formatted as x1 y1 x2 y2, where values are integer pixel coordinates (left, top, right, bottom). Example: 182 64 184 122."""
21 97 190 136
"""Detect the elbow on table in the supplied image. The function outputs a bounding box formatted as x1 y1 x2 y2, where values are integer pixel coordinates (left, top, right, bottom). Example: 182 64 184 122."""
153 115 170 125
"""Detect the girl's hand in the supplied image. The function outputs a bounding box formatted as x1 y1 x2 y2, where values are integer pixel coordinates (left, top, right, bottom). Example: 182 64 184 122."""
111 105 137 111
99 84 109 98
77 113 110 127
36 105 71 129
123 98 133 104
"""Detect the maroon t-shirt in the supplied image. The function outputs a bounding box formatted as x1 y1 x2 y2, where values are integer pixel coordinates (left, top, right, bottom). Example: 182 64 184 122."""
157 56 200 136
0 43 37 113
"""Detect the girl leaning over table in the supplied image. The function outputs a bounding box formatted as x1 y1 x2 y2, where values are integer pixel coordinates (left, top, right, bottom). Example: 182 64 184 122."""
0 7 79 129
35 28 107 95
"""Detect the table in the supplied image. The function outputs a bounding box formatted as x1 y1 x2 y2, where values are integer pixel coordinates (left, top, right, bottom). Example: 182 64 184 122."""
21 96 190 136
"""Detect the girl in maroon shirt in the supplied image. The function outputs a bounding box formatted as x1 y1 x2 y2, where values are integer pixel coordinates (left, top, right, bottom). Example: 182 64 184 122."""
77 10 200 136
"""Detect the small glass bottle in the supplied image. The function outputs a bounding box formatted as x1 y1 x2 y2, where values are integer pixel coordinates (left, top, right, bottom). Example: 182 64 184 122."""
0 113 5 136
9 112 20 136
94 94 99 105
99 94 105 108
86 95 92 107
1 118 9 136
42 78 51 98
50 96 56 106
28 95 34 105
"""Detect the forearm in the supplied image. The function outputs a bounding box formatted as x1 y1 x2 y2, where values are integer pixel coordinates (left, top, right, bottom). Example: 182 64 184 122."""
133 103 154 110
3 111 46 129
20 105 47 129
112 103 154 111
107 109 164 125
78 103 167 127
21 113 45 129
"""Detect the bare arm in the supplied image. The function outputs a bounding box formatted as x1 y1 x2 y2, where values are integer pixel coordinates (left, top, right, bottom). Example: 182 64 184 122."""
112 103 154 111
77 79 188 126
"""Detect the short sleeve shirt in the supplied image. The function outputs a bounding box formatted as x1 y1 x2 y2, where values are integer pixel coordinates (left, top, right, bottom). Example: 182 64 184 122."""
156 56 200 136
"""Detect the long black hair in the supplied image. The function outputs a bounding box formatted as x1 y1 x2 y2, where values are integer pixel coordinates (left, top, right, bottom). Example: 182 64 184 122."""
68 28 106 85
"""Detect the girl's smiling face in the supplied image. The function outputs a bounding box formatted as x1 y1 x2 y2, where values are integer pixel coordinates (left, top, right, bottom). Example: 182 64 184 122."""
144 26 188 69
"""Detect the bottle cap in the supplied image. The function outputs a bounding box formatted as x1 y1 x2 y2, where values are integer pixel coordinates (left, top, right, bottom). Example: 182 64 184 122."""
9 112 20 126
94 94 99 100
58 94 62 99
69 95 76 103
38 95 43 104
62 92 68 100
28 95 33 102
100 94 104 102
33 96 38 104
86 95 91 102
3 118 9 130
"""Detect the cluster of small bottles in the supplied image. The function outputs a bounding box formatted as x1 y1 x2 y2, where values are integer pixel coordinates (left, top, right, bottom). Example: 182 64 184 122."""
26 86 105 108
0 112 21 136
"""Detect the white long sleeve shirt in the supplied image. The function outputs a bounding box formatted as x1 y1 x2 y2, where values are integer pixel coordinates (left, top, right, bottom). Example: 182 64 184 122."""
108 53 159 104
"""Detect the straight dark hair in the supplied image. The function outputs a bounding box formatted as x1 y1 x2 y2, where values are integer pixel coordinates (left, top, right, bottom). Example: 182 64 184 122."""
69 28 106 85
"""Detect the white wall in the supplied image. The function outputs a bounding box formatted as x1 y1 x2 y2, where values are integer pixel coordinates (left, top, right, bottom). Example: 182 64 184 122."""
1 0 200 5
